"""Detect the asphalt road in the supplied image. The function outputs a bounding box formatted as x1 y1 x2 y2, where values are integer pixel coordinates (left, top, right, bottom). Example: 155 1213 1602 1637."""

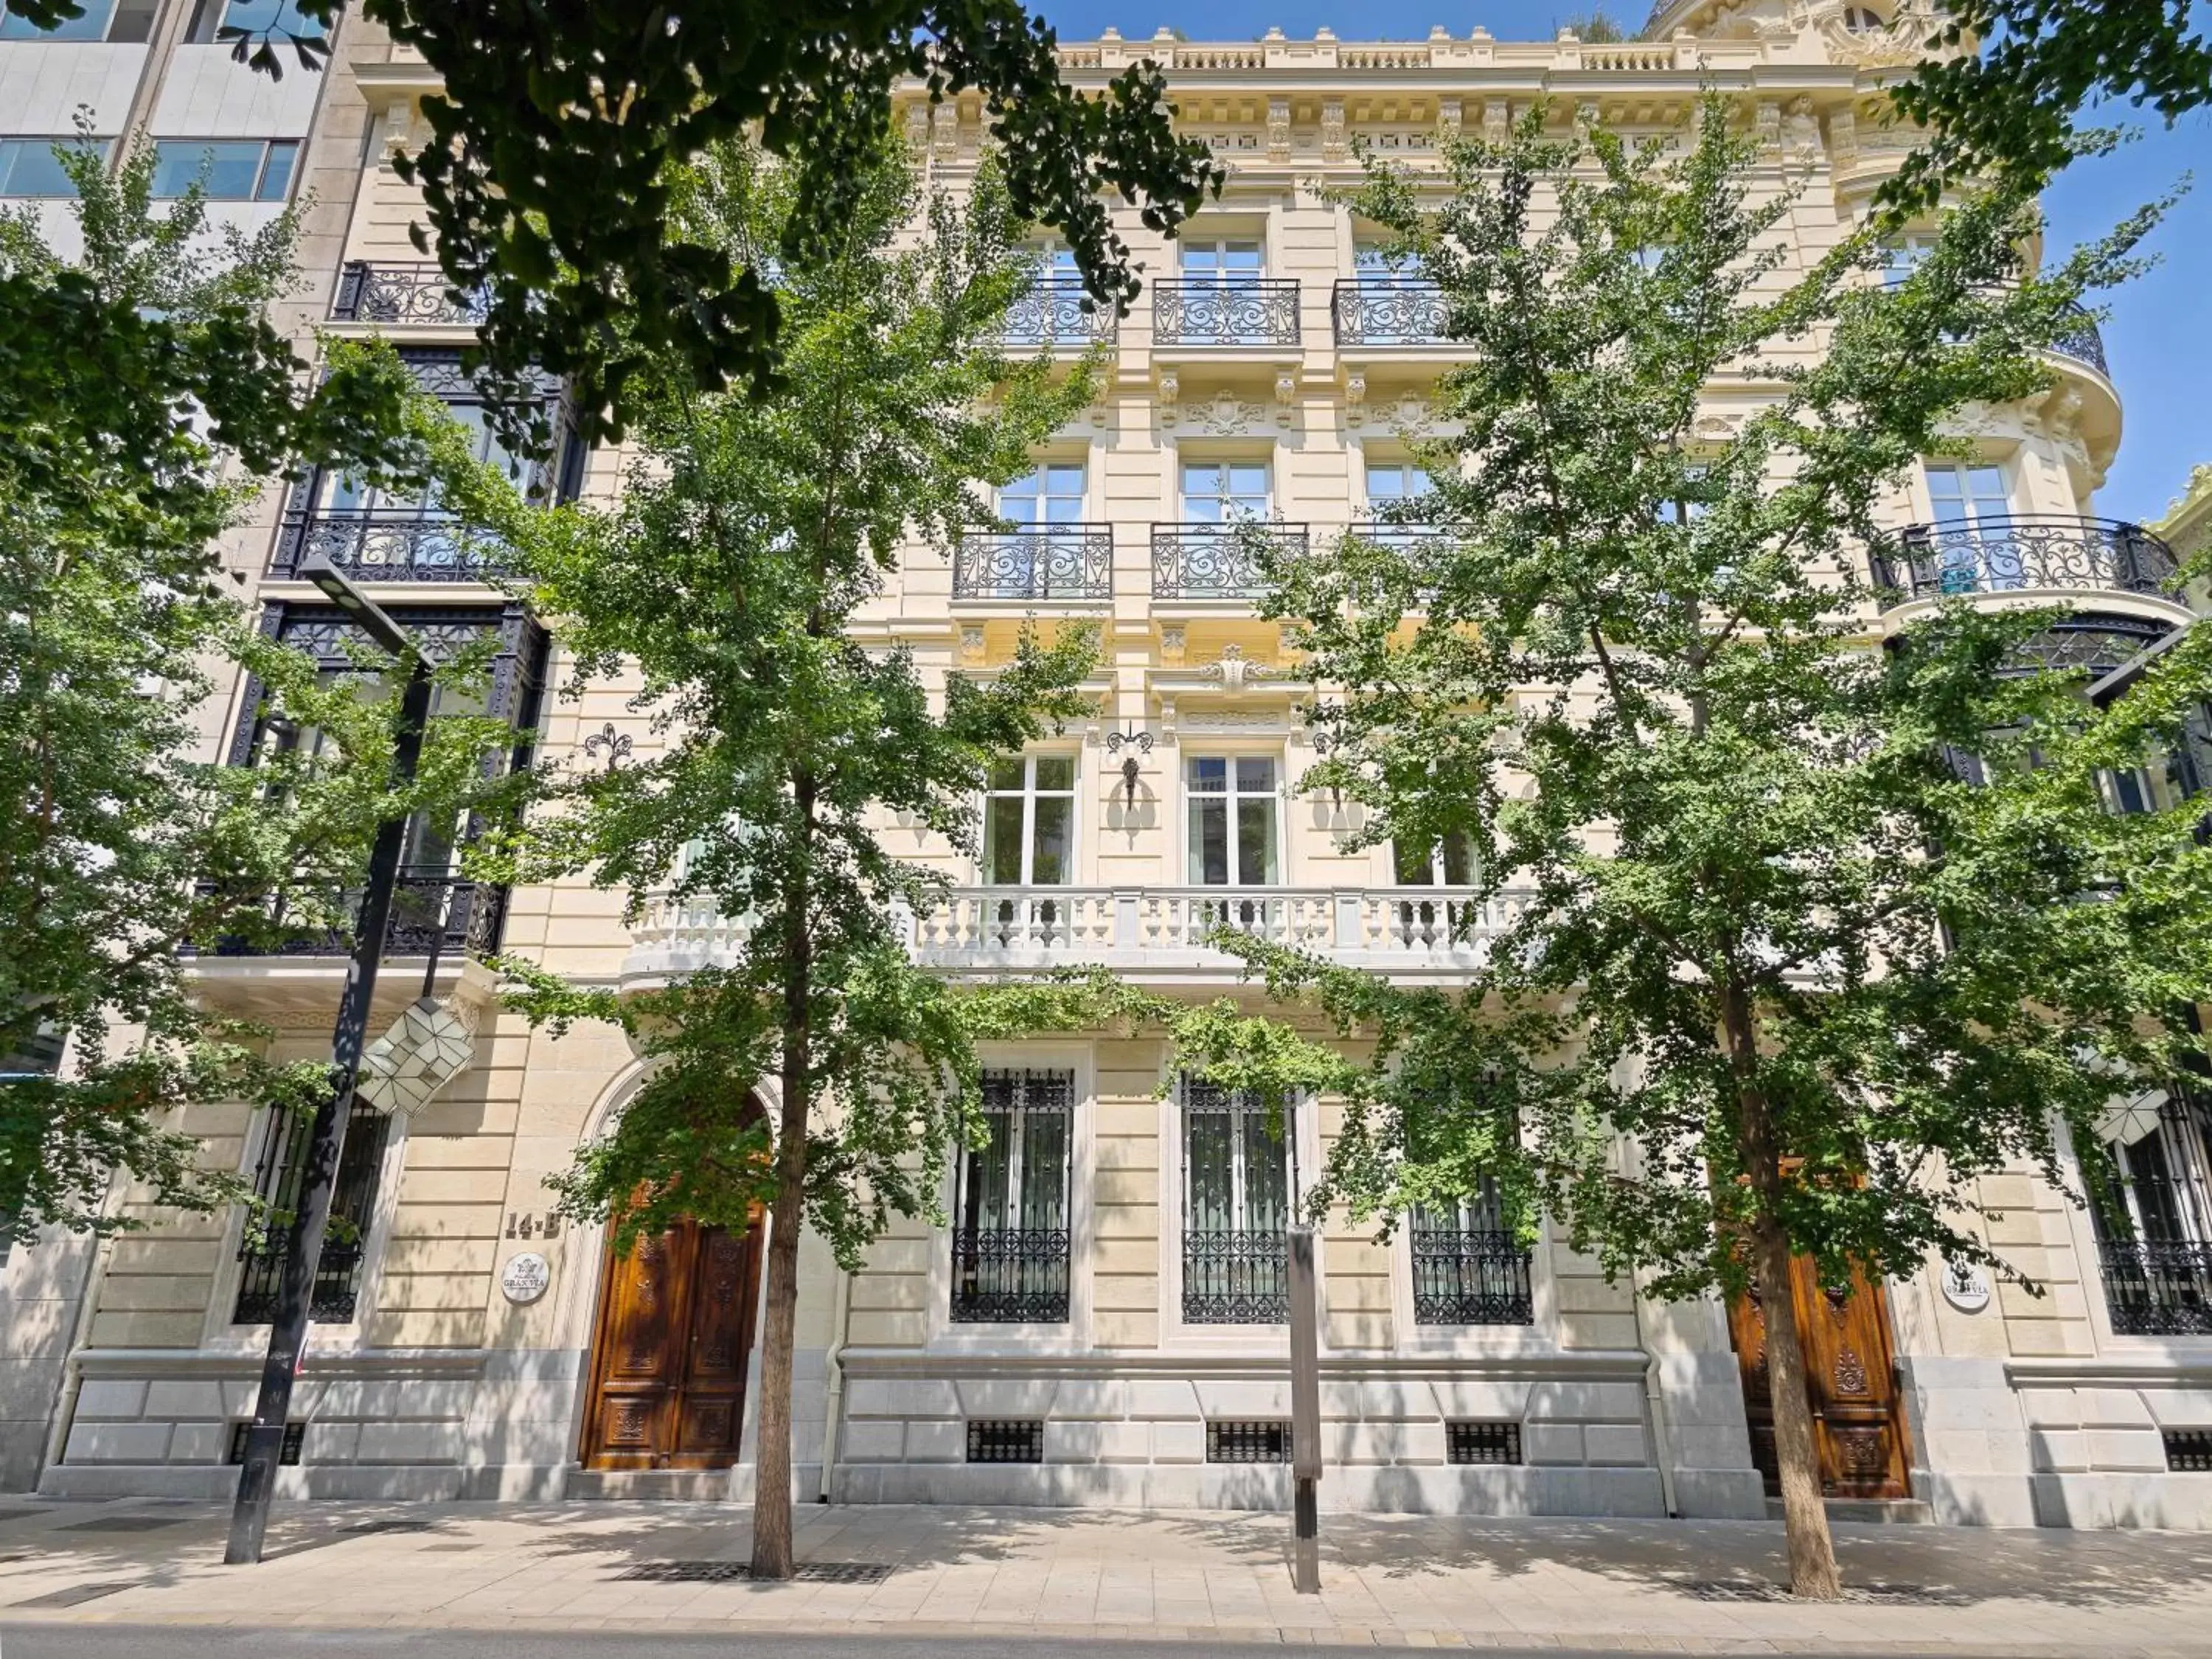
0 1629 2011 1659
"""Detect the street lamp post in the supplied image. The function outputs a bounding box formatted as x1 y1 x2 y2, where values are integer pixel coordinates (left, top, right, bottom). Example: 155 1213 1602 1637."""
224 563 434 1567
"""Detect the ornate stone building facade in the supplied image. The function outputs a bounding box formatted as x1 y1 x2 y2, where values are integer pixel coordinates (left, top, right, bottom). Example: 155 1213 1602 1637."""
8 0 2211 1528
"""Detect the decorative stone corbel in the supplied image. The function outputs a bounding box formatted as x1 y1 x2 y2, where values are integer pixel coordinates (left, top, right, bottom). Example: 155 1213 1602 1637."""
1438 97 1463 142
1343 370 1367 430
931 101 960 161
1755 100 1782 155
1321 97 1346 161
1267 96 1292 161
1157 369 1180 428
959 625 985 666
1160 625 1187 667
1275 372 1298 428
1202 643 1271 694
1483 100 1510 145
1827 108 1858 170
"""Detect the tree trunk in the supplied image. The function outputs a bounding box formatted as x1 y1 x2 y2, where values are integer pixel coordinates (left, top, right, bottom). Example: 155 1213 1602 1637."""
751 790 815 1582
1723 985 1841 1601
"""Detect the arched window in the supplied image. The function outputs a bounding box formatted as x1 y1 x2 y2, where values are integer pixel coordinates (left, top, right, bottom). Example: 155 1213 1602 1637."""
1840 4 1888 32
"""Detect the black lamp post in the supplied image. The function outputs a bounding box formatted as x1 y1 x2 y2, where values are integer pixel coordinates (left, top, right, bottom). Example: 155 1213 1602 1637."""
224 561 434 1567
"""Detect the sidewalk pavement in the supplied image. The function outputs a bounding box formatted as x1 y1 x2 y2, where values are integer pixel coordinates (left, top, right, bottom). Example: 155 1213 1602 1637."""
1 1494 2208 1655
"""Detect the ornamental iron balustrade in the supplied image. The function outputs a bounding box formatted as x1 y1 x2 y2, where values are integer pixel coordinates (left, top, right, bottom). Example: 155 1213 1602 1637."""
331 261 490 326
953 527 1113 601
2101 1239 2212 1336
209 873 508 960
950 1228 1072 1322
2049 305 2110 378
1332 278 1450 346
1152 524 1310 599
1410 1225 1535 1324
270 509 510 582
1152 278 1301 347
1183 1228 1289 1323
1871 517 2178 605
1001 278 1118 349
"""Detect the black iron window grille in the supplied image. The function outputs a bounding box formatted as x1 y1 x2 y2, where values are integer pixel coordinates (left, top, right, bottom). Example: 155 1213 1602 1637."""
1152 278 1300 347
1411 1183 1535 1325
1870 517 2178 605
1182 1076 1292 1324
950 1069 1073 1323
330 260 492 326
232 1099 391 1325
1150 524 1310 600
2091 1086 2212 1336
953 527 1114 601
1446 1421 1523 1466
1332 277 1449 346
965 1419 1046 1463
227 1421 305 1465
2166 1430 2212 1472
1206 1420 1291 1464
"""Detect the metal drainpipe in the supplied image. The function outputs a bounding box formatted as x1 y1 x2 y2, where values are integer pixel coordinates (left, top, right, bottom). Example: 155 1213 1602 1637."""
815 1259 852 1503
1630 1271 1682 1520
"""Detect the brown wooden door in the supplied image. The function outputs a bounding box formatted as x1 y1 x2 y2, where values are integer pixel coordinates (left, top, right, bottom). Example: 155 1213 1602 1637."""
1725 1256 1912 1500
580 1215 763 1470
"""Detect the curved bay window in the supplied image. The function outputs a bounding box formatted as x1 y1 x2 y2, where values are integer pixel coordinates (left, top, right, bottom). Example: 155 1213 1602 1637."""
2092 1088 2212 1336
1409 1180 1534 1325
950 1070 1073 1323
1182 1076 1292 1324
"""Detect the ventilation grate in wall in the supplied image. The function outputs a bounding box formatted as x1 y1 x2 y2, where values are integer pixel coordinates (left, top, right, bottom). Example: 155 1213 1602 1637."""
965 1419 1045 1463
226 1421 305 1466
1206 1420 1292 1464
1446 1420 1523 1466
2166 1429 2212 1471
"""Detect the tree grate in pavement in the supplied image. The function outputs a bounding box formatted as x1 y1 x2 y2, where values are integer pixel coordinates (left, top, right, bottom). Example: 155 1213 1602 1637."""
1679 1579 1972 1606
343 1520 439 1534
617 1560 896 1585
9 1580 142 1608
56 1515 189 1534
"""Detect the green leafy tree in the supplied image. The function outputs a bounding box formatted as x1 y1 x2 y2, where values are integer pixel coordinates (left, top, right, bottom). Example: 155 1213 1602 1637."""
465 129 1100 1577
1217 101 2205 1596
8 0 1220 445
0 138 518 1244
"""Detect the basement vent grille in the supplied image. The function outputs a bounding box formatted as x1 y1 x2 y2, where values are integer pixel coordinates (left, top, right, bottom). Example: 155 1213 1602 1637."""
1206 1420 1291 1464
2166 1429 2212 1471
965 1419 1045 1463
1445 1420 1523 1466
226 1421 305 1466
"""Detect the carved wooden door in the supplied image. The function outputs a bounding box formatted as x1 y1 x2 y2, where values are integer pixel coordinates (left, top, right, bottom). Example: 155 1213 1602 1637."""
1725 1256 1912 1500
580 1216 762 1470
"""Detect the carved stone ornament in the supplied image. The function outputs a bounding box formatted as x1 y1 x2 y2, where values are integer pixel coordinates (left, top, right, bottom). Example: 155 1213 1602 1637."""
1828 108 1858 169
904 102 930 149
1343 371 1367 429
1195 392 1267 436
1267 96 1291 161
931 101 960 160
1438 97 1463 140
1484 100 1510 145
1157 369 1180 428
1322 97 1346 160
1391 393 1436 438
1274 372 1298 428
1756 100 1783 154
1180 709 1287 732
1159 624 1187 666
1786 97 1820 163
959 625 985 664
1201 642 1272 693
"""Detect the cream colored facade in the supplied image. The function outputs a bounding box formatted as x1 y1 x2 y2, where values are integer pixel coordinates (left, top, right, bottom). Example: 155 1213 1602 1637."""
10 0 2212 1528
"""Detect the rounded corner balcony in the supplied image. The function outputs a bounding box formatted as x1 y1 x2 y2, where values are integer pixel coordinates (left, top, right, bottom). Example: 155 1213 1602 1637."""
1870 516 2188 626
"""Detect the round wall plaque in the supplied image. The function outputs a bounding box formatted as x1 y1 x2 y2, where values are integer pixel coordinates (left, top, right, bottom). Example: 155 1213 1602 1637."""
500 1251 552 1306
1939 1261 1992 1314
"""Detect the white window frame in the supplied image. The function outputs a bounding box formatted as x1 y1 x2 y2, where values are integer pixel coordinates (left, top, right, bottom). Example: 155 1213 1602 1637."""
1178 457 1271 525
999 462 1088 526
1179 237 1265 284
1183 751 1284 888
1921 458 2011 525
979 752 1080 887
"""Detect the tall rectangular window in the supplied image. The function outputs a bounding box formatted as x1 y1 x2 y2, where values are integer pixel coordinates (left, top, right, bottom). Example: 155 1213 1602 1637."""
2092 1089 2212 1337
950 1069 1073 1322
1182 1077 1290 1324
1180 459 1269 525
981 756 1075 887
1186 756 1278 886
233 1100 391 1324
1180 239 1264 285
1922 460 2017 593
1001 464 1085 527
1409 1180 1534 1325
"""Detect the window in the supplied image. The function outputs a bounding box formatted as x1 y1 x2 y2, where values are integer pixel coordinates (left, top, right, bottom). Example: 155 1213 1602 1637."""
1180 459 1268 525
1186 755 1278 887
1409 1180 1534 1324
1922 460 2018 593
950 1069 1072 1323
233 1098 390 1324
1366 461 1431 510
1182 1077 1292 1323
1354 247 1421 283
319 358 532 519
1840 4 1888 32
1005 244 1091 347
1659 462 1714 526
209 0 323 35
1 0 155 39
148 138 299 201
1392 831 1475 887
2090 1088 2212 1336
1000 464 1085 528
0 135 106 198
1180 238 1263 285
1880 233 1936 289
981 756 1075 887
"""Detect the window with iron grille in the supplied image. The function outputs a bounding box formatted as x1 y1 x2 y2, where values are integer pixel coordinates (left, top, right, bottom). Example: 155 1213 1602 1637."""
1446 1421 1523 1466
950 1069 1073 1323
227 1421 306 1465
965 1419 1045 1463
1182 1075 1291 1324
1410 1180 1534 1326
1206 1420 1291 1464
232 1100 391 1324
2166 1430 2212 1472
2089 1085 2212 1336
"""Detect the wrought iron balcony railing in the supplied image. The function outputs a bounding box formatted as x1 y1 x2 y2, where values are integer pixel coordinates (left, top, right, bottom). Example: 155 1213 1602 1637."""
1183 1228 1288 1324
270 509 510 583
207 874 507 961
1152 279 1301 347
1332 278 1450 346
1151 524 1310 599
1410 1225 1535 1324
2049 305 2110 378
1871 516 2179 605
1001 277 1118 349
953 526 1113 601
950 1228 1071 1323
2100 1238 2212 1336
331 260 490 326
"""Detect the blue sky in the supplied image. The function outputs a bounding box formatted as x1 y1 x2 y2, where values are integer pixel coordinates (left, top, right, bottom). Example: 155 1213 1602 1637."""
1037 0 2212 526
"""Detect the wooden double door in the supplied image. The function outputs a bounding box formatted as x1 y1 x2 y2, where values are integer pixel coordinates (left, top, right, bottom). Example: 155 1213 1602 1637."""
580 1216 764 1470
1725 1256 1912 1500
